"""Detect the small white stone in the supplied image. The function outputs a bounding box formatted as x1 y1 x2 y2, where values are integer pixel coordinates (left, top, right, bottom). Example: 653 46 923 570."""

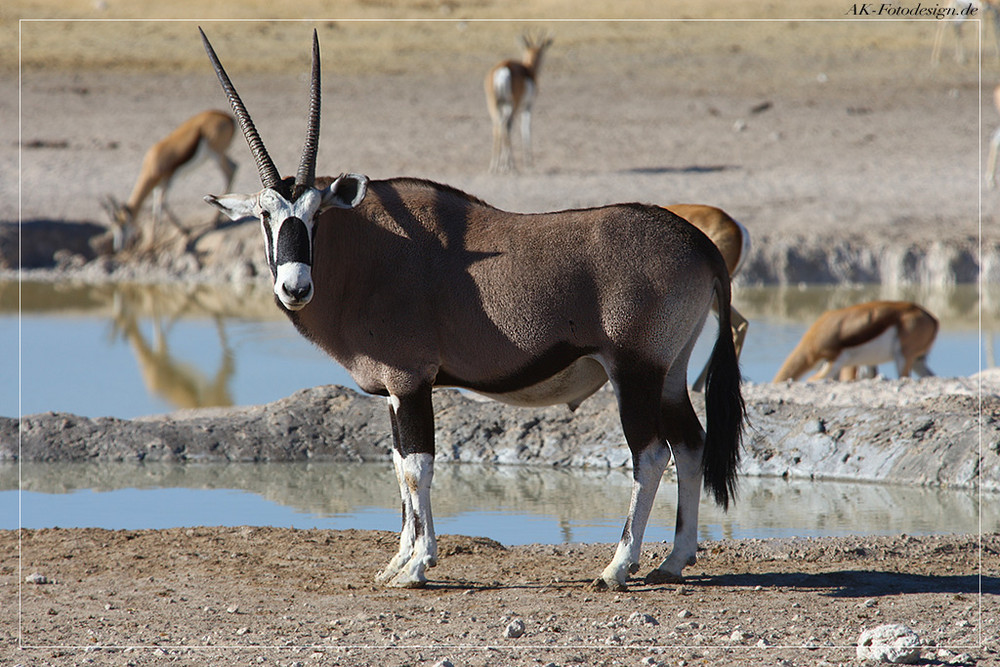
629 612 659 626
729 629 752 642
504 619 525 639
25 573 49 584
857 624 921 664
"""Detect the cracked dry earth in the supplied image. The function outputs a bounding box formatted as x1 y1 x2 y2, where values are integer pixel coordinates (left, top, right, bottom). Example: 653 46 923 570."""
4 528 998 666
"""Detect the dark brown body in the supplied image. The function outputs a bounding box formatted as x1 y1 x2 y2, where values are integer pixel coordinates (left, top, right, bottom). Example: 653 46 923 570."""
294 178 725 401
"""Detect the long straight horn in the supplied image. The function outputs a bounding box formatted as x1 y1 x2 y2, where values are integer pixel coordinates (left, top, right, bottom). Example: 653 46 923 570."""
199 27 282 191
293 29 321 200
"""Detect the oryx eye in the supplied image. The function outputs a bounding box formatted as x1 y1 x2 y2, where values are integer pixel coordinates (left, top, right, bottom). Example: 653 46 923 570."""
260 210 271 222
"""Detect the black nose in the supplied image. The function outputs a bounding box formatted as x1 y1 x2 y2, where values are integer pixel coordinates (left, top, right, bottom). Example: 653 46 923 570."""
285 282 312 301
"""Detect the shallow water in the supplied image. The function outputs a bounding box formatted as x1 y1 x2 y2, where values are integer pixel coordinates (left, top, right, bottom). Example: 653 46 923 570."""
3 461 992 544
3 281 994 419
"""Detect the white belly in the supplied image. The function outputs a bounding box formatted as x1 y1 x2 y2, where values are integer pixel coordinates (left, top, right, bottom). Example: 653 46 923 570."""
472 357 609 409
837 326 898 367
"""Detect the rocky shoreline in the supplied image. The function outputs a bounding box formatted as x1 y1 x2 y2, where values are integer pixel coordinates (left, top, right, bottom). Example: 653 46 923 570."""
7 372 998 492
4 213 997 289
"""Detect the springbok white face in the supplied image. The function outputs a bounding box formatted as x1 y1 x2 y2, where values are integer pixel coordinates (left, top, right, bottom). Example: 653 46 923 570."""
206 176 366 311
200 27 368 311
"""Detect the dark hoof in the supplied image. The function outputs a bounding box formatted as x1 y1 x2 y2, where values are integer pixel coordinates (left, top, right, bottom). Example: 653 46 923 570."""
591 577 627 592
644 569 684 585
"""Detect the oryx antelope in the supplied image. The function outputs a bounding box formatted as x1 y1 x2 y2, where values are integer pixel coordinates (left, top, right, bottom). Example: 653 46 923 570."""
773 301 938 382
664 204 751 392
201 28 745 591
485 31 553 174
105 109 237 251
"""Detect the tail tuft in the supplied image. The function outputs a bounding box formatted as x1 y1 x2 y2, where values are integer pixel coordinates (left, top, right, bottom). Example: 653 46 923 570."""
702 278 746 511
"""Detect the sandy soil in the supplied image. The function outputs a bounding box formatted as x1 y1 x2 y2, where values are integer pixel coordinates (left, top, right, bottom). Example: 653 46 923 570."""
6 1 996 251
6 529 998 666
4 1 999 665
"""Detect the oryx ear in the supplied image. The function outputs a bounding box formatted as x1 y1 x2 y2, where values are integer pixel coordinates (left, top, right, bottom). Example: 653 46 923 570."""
204 193 257 221
319 173 368 211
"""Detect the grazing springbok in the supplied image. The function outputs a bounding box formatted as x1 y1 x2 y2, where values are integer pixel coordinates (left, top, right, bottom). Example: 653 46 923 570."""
773 301 938 382
105 109 237 251
201 28 745 591
485 31 553 174
987 84 1000 188
664 204 751 392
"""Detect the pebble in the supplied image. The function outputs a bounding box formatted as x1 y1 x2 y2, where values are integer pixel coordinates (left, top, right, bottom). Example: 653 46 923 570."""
677 609 693 619
729 629 752 642
857 624 922 664
504 619 525 639
629 612 659 626
25 573 50 584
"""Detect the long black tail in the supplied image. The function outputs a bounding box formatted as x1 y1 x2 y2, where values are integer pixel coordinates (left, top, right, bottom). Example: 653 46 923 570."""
702 276 746 511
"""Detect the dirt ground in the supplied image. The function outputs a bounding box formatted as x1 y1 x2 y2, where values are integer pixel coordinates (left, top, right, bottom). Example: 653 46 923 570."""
5 529 998 666
4 1 1000 665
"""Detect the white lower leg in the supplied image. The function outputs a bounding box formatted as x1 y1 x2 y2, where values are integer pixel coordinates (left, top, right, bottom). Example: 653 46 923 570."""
382 452 436 588
375 449 415 583
599 445 671 590
652 445 702 580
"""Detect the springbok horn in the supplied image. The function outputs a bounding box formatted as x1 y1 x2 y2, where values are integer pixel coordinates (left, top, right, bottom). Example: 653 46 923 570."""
199 27 283 191
293 29 321 200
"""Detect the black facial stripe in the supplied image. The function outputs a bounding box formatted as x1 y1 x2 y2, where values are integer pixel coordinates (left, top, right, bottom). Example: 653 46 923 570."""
276 216 312 266
262 220 276 276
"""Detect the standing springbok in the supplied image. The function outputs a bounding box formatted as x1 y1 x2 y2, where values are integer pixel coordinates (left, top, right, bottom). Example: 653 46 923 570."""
485 31 553 174
931 0 1000 64
987 84 1000 188
664 204 751 392
773 301 938 382
201 28 744 591
105 109 237 251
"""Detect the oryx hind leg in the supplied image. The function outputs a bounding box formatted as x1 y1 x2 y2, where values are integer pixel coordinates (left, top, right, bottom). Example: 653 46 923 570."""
595 363 670 592
375 388 437 588
645 363 706 585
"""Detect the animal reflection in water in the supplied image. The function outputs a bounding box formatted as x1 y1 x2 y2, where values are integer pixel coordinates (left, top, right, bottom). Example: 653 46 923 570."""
111 290 234 410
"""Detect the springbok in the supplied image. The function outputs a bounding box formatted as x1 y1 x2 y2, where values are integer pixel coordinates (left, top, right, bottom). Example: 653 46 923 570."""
931 0 1000 64
987 84 1000 188
773 301 938 382
200 28 745 591
485 31 553 174
105 109 237 251
664 204 751 392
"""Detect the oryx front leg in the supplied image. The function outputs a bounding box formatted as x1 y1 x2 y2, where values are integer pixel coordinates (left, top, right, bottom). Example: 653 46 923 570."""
375 389 437 588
